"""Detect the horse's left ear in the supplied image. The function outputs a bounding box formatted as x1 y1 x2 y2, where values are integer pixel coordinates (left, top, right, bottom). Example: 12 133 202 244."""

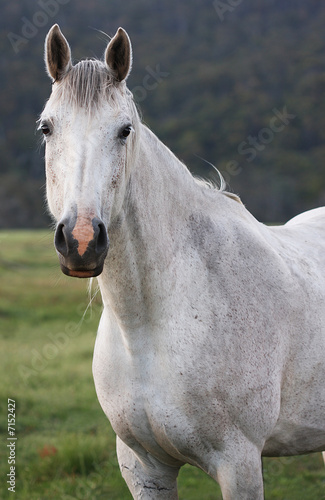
105 28 132 82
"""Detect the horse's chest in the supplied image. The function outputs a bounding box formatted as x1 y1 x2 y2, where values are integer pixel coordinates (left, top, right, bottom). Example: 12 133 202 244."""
94 363 191 464
93 330 204 464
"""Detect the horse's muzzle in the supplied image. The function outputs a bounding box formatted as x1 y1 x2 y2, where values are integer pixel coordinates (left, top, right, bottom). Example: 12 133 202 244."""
54 216 109 278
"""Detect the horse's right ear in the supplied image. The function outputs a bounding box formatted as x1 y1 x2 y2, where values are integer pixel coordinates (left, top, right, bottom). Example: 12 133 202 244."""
45 24 72 82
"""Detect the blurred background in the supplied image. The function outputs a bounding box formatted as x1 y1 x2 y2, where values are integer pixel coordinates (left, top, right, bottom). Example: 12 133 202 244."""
1 0 325 227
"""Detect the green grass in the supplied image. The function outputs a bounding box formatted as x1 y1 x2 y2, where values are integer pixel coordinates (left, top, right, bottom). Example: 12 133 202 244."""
0 230 324 499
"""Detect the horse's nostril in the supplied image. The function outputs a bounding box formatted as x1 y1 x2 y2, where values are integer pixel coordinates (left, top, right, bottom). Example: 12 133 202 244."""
55 222 69 257
95 221 109 255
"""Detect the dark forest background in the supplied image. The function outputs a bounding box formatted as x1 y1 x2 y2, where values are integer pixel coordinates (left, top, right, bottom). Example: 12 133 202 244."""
1 0 325 227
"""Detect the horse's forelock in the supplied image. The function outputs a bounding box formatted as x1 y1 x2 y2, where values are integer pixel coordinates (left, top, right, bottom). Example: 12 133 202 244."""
49 59 135 115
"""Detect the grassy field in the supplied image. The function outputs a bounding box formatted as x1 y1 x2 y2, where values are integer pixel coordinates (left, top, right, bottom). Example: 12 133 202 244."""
0 230 324 499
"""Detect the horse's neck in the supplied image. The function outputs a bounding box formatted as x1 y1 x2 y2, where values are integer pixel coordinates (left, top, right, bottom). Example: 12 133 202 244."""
129 125 197 241
97 125 260 333
97 125 200 327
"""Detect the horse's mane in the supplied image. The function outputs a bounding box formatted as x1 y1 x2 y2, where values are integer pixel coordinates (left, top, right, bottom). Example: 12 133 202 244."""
194 177 242 203
193 156 241 202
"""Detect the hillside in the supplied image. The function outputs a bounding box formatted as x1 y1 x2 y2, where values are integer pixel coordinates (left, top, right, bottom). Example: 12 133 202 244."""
1 0 325 226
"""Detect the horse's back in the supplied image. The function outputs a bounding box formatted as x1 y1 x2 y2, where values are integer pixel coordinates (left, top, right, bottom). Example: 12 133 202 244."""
269 206 325 267
285 206 325 229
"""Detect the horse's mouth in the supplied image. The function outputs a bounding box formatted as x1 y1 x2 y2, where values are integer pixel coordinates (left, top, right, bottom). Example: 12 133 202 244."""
59 262 104 278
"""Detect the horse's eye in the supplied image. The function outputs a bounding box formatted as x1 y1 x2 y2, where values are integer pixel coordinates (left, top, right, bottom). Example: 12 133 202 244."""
41 124 51 136
121 126 132 139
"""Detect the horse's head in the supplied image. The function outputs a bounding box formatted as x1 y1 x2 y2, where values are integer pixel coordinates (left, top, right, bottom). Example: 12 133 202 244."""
40 25 139 277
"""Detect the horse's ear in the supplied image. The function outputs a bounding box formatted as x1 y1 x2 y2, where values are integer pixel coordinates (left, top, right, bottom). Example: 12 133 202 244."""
105 28 132 82
45 24 72 82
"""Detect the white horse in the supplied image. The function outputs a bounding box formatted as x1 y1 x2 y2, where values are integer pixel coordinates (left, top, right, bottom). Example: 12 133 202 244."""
40 25 325 499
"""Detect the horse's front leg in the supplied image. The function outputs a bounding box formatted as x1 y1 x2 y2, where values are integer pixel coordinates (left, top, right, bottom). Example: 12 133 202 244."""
214 441 264 500
116 436 180 499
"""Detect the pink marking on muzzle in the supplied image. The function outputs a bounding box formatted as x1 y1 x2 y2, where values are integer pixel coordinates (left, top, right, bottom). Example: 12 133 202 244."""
72 216 95 257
